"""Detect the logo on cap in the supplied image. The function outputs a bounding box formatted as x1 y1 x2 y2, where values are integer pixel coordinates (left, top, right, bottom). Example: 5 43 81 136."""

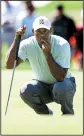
39 19 44 24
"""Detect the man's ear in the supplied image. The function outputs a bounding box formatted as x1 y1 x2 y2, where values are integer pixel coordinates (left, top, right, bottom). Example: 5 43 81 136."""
32 28 34 33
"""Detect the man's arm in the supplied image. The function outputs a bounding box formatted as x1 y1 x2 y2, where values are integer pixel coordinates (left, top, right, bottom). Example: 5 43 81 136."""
41 39 69 81
6 26 26 69
6 35 23 69
68 19 77 38
46 54 68 81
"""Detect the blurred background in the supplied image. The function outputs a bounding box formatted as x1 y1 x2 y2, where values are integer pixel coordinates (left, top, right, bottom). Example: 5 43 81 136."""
1 0 83 70
1 1 83 135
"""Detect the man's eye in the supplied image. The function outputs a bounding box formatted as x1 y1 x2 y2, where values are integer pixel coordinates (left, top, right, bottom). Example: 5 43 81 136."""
44 30 48 33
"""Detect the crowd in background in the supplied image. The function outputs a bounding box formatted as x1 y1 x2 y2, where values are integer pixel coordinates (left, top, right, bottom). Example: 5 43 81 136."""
1 1 83 70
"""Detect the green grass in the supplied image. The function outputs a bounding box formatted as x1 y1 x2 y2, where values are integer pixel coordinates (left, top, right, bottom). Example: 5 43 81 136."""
36 1 83 13
2 70 83 135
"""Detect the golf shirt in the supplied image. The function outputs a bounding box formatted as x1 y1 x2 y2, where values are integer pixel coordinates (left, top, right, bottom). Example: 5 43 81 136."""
18 35 71 84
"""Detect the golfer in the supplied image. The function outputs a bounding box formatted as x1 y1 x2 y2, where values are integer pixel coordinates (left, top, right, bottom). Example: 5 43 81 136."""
6 16 76 115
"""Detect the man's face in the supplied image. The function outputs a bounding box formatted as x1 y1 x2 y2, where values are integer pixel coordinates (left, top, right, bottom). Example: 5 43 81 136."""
56 9 61 16
33 28 51 46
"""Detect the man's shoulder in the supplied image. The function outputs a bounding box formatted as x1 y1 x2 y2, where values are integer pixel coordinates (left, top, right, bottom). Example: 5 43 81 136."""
20 36 36 46
23 12 38 20
64 15 74 22
51 35 68 46
22 16 28 22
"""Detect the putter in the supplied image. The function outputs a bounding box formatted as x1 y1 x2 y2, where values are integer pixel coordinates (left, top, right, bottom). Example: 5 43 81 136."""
5 35 21 115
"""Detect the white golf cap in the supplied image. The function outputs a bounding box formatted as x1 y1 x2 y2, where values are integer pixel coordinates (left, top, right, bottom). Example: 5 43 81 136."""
33 16 51 31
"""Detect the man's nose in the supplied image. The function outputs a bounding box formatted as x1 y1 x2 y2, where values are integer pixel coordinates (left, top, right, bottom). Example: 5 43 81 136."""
40 35 45 38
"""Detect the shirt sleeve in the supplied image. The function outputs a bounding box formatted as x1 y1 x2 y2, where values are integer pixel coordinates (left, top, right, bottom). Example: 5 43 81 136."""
18 40 27 61
55 42 71 68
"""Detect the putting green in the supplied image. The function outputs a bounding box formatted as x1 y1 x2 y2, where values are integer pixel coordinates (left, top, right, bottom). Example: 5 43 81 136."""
1 70 83 135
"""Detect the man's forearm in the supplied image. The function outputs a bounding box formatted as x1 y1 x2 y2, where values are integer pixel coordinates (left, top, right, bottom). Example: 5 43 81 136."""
46 54 66 81
6 35 19 69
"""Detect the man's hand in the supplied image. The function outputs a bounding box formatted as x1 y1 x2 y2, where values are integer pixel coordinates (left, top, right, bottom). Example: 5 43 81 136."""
5 26 26 69
41 38 51 58
15 25 26 38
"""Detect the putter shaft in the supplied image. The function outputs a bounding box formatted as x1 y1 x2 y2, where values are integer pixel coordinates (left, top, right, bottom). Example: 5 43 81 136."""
5 60 17 115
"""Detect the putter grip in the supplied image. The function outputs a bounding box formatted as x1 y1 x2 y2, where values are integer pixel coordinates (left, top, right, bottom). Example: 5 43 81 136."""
15 35 21 60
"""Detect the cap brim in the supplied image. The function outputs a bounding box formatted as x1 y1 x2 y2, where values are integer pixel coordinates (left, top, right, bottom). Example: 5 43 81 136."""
33 25 50 31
